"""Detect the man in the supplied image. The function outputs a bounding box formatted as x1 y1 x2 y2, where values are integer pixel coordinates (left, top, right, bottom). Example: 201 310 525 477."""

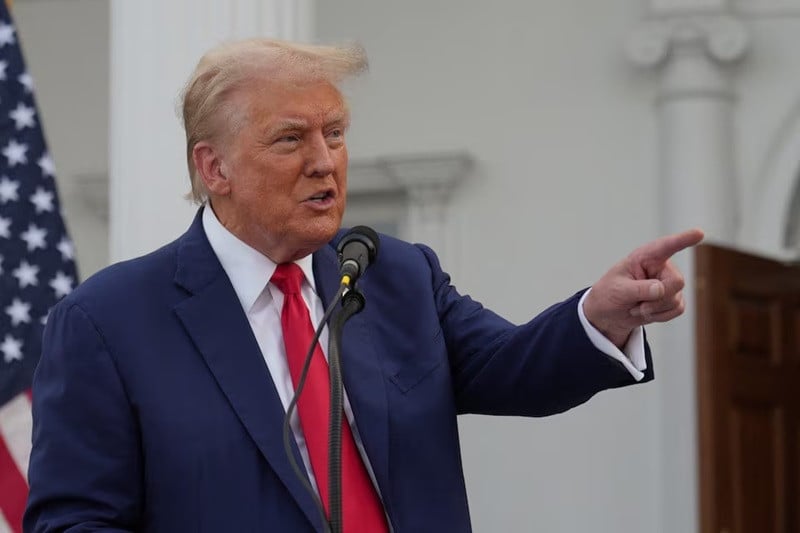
24 39 702 532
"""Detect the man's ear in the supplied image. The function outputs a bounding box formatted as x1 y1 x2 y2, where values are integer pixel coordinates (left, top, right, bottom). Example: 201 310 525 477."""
192 141 231 196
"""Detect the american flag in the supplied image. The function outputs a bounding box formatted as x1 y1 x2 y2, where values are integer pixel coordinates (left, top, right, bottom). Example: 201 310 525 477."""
0 2 78 531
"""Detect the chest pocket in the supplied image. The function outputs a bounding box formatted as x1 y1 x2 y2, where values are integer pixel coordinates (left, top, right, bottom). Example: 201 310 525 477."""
388 326 446 394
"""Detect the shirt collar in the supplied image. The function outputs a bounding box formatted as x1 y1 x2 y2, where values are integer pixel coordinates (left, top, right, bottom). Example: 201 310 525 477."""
202 205 317 312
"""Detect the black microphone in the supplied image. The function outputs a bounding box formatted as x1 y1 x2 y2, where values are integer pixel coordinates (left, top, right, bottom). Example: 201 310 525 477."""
336 226 379 285
328 226 379 533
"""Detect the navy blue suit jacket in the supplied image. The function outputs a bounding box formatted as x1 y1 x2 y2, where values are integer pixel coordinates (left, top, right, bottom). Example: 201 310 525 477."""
25 210 653 532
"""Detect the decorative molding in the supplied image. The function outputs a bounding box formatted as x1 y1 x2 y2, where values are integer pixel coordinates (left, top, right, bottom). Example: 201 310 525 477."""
347 160 402 195
651 0 730 13
733 0 800 16
347 152 472 253
349 151 472 202
379 152 472 209
627 14 750 67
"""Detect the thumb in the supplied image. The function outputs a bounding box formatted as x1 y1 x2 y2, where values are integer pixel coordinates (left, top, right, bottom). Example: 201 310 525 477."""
625 279 665 303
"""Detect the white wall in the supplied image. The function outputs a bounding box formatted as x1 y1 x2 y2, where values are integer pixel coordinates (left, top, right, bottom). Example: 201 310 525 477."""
317 1 664 531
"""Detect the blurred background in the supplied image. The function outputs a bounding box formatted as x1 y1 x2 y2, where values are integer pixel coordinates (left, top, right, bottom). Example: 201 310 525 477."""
7 0 800 531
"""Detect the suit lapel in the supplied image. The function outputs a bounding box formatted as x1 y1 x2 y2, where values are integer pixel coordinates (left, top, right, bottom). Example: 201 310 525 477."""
172 210 326 532
313 244 394 521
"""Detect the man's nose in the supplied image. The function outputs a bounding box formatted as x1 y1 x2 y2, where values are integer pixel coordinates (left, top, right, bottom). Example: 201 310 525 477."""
303 133 336 178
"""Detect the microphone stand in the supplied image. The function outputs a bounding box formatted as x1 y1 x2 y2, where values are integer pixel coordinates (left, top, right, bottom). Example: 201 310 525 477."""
327 287 366 533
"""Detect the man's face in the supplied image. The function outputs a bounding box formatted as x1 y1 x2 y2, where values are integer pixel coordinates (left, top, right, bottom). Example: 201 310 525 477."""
216 78 349 262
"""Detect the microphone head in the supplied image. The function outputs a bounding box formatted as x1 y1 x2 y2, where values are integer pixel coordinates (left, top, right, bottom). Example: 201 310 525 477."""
337 225 379 262
336 226 380 282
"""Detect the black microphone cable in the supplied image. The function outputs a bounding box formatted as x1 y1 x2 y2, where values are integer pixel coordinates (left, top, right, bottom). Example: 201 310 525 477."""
283 226 379 532
282 278 349 533
281 272 362 533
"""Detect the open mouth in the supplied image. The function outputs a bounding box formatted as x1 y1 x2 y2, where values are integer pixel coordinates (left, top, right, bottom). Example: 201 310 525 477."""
303 190 336 209
306 190 334 202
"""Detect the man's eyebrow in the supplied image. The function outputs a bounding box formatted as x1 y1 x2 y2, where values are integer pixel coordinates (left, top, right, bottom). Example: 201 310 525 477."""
325 110 350 126
265 110 350 137
266 119 307 136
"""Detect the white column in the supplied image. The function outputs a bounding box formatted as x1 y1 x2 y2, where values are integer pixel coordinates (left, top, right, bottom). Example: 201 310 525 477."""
629 14 748 240
628 10 749 533
109 0 313 261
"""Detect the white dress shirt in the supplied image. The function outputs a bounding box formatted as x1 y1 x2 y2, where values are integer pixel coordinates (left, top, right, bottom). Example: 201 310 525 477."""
578 290 647 380
201 206 648 493
202 206 380 498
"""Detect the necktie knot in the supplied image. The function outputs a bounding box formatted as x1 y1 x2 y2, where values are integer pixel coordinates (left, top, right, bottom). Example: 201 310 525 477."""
271 263 304 295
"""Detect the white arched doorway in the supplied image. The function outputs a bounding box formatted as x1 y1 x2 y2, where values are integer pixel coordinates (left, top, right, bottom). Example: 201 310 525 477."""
742 96 800 259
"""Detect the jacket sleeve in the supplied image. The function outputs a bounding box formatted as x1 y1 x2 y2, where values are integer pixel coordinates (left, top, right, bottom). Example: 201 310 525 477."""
24 301 141 532
415 244 654 417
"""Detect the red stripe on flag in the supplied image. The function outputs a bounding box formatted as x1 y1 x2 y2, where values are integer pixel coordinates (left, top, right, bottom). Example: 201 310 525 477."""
0 433 26 533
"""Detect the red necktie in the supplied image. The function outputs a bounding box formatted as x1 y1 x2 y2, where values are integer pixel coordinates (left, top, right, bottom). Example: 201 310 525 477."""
271 263 388 533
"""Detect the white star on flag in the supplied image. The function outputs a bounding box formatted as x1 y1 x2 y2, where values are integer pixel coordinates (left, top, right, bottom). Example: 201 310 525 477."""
20 223 47 251
49 271 73 298
5 298 31 326
18 71 33 92
2 139 27 166
57 237 75 260
37 152 55 177
0 334 23 363
0 175 19 203
29 187 54 213
0 59 7 81
9 102 35 129
0 22 15 47
12 260 39 288
0 214 10 238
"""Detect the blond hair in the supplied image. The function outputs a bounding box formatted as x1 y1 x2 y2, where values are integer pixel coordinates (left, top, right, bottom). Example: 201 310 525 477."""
180 39 368 204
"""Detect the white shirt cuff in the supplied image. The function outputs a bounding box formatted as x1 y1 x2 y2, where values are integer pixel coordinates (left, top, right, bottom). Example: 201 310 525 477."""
577 289 647 381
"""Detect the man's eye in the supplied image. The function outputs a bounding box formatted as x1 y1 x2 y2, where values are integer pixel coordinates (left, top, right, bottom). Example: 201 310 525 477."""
328 129 343 139
277 135 300 143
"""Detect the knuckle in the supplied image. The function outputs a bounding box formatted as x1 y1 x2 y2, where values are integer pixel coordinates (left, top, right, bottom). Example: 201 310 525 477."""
637 284 649 300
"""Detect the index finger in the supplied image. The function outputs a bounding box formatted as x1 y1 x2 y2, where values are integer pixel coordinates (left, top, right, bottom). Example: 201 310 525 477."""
637 228 705 262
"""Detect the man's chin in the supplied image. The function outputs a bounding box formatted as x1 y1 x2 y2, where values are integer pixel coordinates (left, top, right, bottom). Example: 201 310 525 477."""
316 225 341 246
297 220 342 249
